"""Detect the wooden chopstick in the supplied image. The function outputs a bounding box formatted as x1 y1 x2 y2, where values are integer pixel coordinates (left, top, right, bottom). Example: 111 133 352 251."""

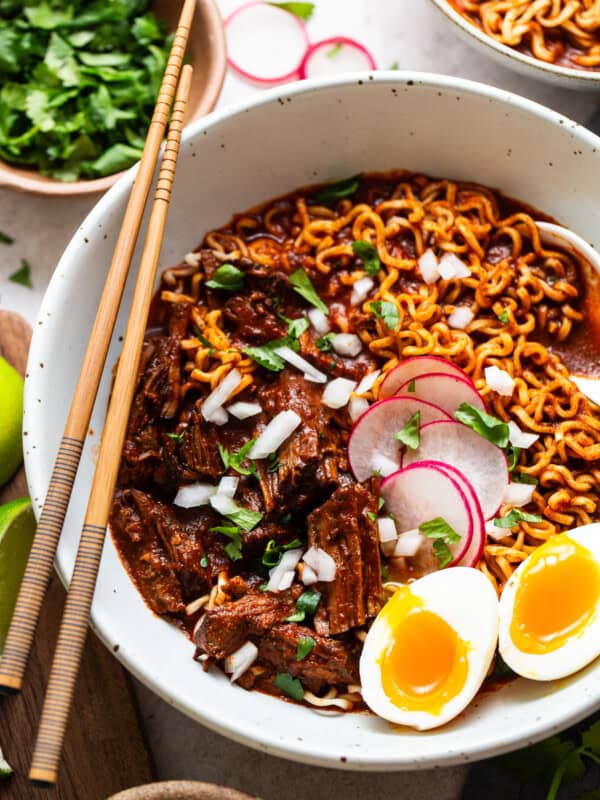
0 0 196 697
28 64 194 787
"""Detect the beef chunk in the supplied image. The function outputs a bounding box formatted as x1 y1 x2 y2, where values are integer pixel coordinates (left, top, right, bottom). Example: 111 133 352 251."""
223 291 285 345
308 484 382 635
178 410 222 482
195 588 301 659
256 371 340 513
258 624 360 692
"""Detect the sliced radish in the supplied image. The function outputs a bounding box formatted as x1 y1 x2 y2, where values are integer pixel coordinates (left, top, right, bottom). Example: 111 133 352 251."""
424 461 485 568
379 355 473 399
225 2 309 85
348 395 451 482
381 463 473 566
298 37 376 79
402 420 509 519
396 372 485 416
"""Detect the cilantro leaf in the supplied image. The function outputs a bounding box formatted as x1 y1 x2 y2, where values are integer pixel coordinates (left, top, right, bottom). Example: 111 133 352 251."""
267 1 314 20
316 332 335 352
394 411 421 450
296 635 315 661
166 432 183 444
493 508 542 529
454 402 509 448
206 264 245 291
0 231 14 244
274 672 304 701
420 517 460 569
497 310 509 323
8 259 33 288
505 444 521 472
218 440 257 476
289 269 328 314
351 240 381 276
261 538 303 568
280 314 309 339
512 472 538 485
286 590 321 622
313 174 361 205
243 342 286 372
210 525 243 560
225 541 243 561
370 301 399 331
226 507 263 532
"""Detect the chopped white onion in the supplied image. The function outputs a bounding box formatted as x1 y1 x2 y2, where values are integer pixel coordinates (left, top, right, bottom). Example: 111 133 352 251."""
300 563 318 586
502 482 536 508
208 406 228 426
184 251 200 267
332 333 362 357
418 249 440 284
217 476 239 498
227 401 262 420
277 570 296 591
355 369 380 396
249 410 302 459
209 493 239 516
351 276 375 306
348 396 369 422
508 420 539 449
173 482 216 508
202 368 242 422
439 252 471 280
274 345 327 383
322 377 357 409
303 547 336 582
486 521 509 542
377 517 397 543
266 548 303 592
448 306 474 330
485 365 515 397
393 528 423 557
308 308 330 335
224 641 258 683
370 452 399 477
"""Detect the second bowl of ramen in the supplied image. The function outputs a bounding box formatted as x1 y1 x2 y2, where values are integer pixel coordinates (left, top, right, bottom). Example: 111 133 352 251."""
430 0 600 89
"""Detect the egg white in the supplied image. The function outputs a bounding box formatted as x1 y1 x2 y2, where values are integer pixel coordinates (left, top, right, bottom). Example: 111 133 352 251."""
360 568 499 730
499 523 600 681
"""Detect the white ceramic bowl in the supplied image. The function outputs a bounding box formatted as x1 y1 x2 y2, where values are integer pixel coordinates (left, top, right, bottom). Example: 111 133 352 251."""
25 72 600 771
429 0 600 90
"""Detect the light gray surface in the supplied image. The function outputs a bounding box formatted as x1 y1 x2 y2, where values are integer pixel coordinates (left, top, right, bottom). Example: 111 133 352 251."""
1 0 598 796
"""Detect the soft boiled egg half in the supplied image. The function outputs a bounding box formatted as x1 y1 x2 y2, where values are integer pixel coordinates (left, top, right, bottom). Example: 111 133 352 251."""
360 568 499 730
499 523 600 681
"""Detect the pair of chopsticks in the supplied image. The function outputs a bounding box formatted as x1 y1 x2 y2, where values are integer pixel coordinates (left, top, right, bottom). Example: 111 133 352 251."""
0 0 196 785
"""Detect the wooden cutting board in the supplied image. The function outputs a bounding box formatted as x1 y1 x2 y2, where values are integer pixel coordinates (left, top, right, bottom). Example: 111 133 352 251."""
0 310 154 799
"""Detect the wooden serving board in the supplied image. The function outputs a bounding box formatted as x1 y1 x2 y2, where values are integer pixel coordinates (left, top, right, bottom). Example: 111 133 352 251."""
0 310 154 799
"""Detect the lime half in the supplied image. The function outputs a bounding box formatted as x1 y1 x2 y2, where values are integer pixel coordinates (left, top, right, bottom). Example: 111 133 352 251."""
0 356 24 488
0 497 35 653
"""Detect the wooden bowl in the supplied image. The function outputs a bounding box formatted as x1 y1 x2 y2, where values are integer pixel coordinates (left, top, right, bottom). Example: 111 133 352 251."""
108 781 255 800
0 0 226 197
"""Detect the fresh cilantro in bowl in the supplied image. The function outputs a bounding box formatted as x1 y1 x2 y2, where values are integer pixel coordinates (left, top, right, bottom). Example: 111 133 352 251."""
0 0 173 181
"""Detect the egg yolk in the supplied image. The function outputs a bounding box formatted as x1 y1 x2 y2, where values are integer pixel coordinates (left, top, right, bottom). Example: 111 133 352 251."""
510 535 600 655
378 589 469 714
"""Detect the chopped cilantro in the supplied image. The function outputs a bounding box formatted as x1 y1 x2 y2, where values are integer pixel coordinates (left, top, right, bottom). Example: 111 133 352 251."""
226 506 263 532
206 264 245 291
225 541 242 561
277 313 310 339
267 452 280 473
268 1 314 20
316 332 335 352
370 301 399 330
243 343 286 372
166 432 183 444
366 511 377 522
286 590 321 622
505 444 521 472
454 402 509 448
420 517 460 569
261 538 303 568
497 310 509 323
218 440 257 477
378 497 385 510
296 635 315 661
9 259 33 288
351 240 380 276
0 231 14 245
313 174 361 205
289 268 328 314
493 509 542 529
512 472 538 485
394 410 421 450
210 525 243 560
274 672 304 701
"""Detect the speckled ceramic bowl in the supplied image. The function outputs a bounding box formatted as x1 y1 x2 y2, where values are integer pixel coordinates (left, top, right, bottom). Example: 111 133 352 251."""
24 73 600 771
429 0 600 90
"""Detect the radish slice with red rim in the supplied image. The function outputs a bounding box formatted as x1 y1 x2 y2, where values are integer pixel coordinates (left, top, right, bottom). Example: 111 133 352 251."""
298 36 376 79
225 2 309 85
348 395 451 482
423 461 486 567
396 372 485 416
381 462 473 566
379 355 473 399
402 420 509 520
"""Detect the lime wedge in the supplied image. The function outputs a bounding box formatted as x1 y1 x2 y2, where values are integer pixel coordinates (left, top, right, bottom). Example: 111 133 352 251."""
0 356 24 488
0 745 11 778
0 497 35 653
